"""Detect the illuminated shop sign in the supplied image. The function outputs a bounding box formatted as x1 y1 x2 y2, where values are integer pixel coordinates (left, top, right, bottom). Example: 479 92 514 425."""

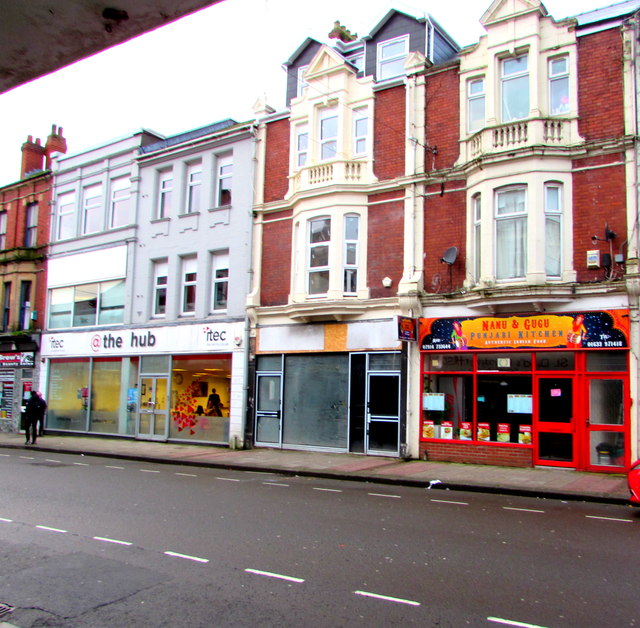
41 323 239 357
419 310 629 351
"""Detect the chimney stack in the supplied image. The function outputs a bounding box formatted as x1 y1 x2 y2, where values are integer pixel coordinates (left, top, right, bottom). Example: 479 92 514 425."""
20 135 46 178
45 124 67 169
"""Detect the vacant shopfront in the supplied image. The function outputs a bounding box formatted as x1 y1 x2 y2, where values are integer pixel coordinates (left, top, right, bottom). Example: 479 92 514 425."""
419 310 629 472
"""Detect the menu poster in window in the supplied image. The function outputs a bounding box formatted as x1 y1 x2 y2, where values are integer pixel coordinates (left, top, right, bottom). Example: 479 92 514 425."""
441 421 454 439
477 422 490 441
459 421 472 440
423 392 445 411
422 420 435 439
519 424 532 444
507 394 532 414
497 423 510 442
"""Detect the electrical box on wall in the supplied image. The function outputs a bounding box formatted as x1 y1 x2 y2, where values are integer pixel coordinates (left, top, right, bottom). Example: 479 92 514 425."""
586 250 600 268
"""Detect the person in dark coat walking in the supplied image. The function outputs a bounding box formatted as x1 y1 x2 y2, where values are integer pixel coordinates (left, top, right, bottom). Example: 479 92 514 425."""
24 391 45 445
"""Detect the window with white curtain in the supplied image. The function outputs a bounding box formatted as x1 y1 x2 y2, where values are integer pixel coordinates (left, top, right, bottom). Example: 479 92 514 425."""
545 183 562 277
501 54 529 122
549 56 569 115
495 186 527 280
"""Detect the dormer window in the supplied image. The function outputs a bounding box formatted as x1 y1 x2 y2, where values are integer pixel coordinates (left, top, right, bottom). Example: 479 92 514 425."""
501 54 529 122
377 35 409 80
320 108 338 160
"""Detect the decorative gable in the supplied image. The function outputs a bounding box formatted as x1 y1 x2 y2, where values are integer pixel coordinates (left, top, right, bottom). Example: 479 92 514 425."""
305 45 356 83
481 0 546 27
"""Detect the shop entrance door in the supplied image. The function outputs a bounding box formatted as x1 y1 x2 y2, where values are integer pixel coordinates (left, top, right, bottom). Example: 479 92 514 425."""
137 377 168 440
584 376 626 471
535 377 575 467
366 373 400 455
255 374 282 446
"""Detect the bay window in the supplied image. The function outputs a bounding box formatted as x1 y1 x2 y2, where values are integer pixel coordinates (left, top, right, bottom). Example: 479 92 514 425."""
467 77 485 133
353 108 369 156
473 194 481 283
545 183 562 277
308 217 331 295
296 125 309 167
501 54 529 122
495 186 527 280
343 215 359 294
320 108 338 161
549 56 569 115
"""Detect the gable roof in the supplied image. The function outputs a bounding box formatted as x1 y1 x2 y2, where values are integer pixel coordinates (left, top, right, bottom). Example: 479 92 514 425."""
481 0 546 27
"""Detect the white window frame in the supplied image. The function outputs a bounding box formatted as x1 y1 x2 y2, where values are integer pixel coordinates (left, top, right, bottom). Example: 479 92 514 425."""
110 177 131 229
212 251 229 311
181 256 197 315
353 108 369 157
495 186 527 280
25 202 38 247
153 261 168 317
157 171 173 219
501 53 529 122
308 217 331 295
467 77 485 133
549 56 569 116
57 191 76 240
544 182 562 278
343 214 359 295
82 184 103 235
377 35 409 81
186 162 202 214
320 107 338 161
473 194 481 283
0 212 7 250
295 124 309 168
216 154 233 206
297 65 309 98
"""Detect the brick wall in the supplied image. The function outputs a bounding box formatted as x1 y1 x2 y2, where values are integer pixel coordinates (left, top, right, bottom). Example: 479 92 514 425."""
373 86 406 181
367 191 404 298
423 182 467 293
577 29 625 141
572 154 626 282
263 119 290 204
260 209 293 306
425 65 461 170
420 441 534 467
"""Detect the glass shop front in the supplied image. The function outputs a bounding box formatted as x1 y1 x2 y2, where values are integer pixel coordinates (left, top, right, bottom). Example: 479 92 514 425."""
419 310 630 472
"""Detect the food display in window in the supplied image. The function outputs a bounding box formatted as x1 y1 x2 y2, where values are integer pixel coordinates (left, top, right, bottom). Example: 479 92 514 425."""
519 424 532 445
422 420 435 439
477 422 490 441
497 423 510 442
459 422 472 440
441 421 453 439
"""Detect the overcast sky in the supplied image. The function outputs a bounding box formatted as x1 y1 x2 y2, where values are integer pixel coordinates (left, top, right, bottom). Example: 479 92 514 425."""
0 0 620 184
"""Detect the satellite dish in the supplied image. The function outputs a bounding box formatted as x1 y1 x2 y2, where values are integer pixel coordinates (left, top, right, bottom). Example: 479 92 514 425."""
441 246 458 265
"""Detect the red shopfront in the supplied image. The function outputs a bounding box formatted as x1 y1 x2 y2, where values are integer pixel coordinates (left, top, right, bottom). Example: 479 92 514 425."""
419 310 630 472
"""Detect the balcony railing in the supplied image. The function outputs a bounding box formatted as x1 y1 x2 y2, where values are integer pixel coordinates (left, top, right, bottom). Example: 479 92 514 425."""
466 117 579 161
290 159 370 195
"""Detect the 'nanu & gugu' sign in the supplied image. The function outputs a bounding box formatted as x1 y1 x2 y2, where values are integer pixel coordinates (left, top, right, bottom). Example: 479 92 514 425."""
419 310 629 351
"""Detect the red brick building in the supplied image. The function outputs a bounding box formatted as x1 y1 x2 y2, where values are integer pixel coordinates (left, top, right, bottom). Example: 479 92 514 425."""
0 125 66 431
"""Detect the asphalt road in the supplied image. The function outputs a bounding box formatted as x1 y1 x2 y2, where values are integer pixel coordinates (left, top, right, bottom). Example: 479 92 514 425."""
0 447 639 627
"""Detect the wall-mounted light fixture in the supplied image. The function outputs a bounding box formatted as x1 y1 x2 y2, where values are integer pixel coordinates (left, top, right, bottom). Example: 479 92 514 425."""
382 276 392 288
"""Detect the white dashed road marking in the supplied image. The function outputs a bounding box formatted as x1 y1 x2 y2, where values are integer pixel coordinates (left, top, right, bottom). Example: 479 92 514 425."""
0 517 13 523
140 469 160 473
73 462 90 466
488 617 548 628
245 568 304 583
216 476 240 482
354 590 420 606
430 499 469 505
313 487 343 493
164 551 209 563
503 507 545 514
36 525 67 533
93 536 132 546
585 515 632 523
175 472 198 477
105 465 124 470
262 482 289 487
368 493 401 499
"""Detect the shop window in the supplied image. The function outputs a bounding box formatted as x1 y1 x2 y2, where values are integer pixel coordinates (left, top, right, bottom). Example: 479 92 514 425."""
216 154 233 206
181 256 197 314
586 351 627 372
110 177 131 228
320 107 338 161
495 186 527 280
535 352 574 371
82 183 103 235
24 201 38 247
368 352 401 371
343 214 359 294
549 56 569 115
157 170 173 219
169 355 231 443
589 379 624 425
153 261 168 317
589 432 624 467
467 77 485 133
186 162 202 214
73 283 98 326
49 286 73 328
49 281 125 329
422 374 474 440
501 53 529 122
377 35 409 81
212 251 229 311
426 354 473 372
46 359 90 431
57 191 76 240
295 124 309 168
308 217 331 295
545 183 562 277
477 353 531 371
89 359 122 434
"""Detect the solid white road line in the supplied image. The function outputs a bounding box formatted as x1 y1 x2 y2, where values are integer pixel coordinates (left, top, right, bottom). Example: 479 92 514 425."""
354 590 420 606
164 551 209 563
585 515 633 523
368 492 401 499
488 617 548 628
313 487 343 493
93 536 132 546
430 499 469 505
245 568 304 583
175 472 198 477
36 525 67 533
140 469 160 473
502 507 545 514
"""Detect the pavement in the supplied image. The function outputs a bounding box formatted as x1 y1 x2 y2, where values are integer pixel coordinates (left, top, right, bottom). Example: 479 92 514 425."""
0 431 632 505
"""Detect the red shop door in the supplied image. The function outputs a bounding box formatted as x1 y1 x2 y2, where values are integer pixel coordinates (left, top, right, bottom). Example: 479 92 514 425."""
535 376 576 468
